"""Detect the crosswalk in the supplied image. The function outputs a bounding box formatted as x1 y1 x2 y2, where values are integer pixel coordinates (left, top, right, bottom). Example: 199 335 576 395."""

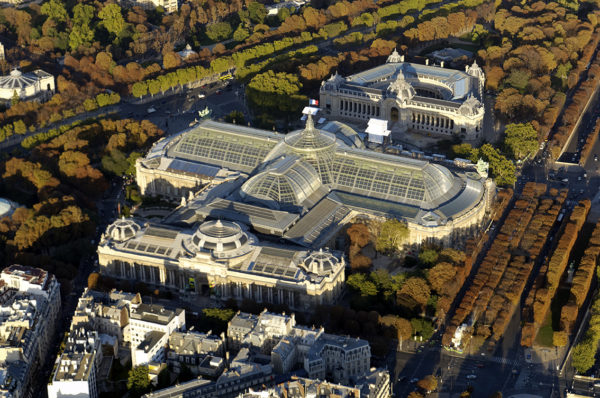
486 356 519 366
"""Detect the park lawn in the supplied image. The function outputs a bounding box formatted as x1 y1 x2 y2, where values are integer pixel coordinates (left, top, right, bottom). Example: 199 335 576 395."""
535 312 554 347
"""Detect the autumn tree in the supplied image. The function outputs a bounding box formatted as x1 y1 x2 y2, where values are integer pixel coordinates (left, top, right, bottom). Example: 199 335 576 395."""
398 277 431 309
552 331 568 347
427 262 457 294
417 375 438 392
88 272 101 290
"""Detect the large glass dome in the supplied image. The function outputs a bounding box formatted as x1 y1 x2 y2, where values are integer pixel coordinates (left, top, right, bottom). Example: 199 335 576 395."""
283 115 337 184
186 220 253 258
241 156 323 209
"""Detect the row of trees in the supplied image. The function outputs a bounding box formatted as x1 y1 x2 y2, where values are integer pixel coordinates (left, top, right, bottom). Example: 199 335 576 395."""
549 49 600 158
481 187 567 342
559 222 600 335
443 183 550 348
521 200 590 346
572 292 600 373
579 116 600 166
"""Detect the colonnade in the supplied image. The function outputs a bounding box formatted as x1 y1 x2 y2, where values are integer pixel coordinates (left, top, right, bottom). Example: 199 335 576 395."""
411 112 454 133
339 99 380 118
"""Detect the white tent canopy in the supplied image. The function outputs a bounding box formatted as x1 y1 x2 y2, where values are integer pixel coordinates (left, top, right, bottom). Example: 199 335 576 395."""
365 118 390 144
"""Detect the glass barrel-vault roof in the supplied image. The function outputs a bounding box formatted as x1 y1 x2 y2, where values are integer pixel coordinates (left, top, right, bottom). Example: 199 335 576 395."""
330 152 458 208
168 122 280 173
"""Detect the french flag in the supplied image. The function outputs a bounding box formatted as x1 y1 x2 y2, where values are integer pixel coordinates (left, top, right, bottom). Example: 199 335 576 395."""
309 99 319 106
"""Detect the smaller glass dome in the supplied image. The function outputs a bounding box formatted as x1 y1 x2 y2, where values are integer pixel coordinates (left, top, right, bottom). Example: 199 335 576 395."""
187 219 253 258
301 249 340 276
284 115 336 152
107 218 140 242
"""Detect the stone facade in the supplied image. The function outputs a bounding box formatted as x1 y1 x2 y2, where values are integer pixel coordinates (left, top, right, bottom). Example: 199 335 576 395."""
319 50 485 143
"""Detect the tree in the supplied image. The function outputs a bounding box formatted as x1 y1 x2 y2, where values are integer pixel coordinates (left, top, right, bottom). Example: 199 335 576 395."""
102 150 129 176
375 218 409 254
408 393 424 398
347 223 370 248
41 0 68 23
347 273 378 298
127 366 151 398
224 110 245 125
88 272 101 290
248 2 267 24
233 25 250 42
419 249 438 267
489 392 502 398
132 82 148 98
553 331 568 347
380 315 412 340
427 262 456 294
69 24 94 51
417 375 438 392
205 22 233 42
163 52 181 69
411 318 435 340
504 123 538 160
572 337 597 373
99 3 126 37
398 277 431 308
11 91 20 107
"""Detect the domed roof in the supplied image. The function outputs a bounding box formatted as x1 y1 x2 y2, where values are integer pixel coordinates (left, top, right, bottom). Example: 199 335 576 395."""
422 163 455 201
107 218 141 242
387 74 415 102
458 95 483 117
241 156 323 209
0 198 15 218
284 115 336 152
187 220 253 258
301 249 340 276
386 48 403 63
0 69 39 91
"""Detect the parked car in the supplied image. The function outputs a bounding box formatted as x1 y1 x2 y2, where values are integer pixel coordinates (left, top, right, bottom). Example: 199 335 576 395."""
466 374 477 380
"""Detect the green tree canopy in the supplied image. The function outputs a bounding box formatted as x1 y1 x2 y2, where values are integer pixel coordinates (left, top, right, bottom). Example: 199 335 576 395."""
99 3 126 37
233 25 250 42
246 71 307 115
127 366 151 398
205 22 233 42
572 336 597 374
375 218 409 254
418 248 439 267
72 3 94 25
248 1 267 24
41 0 68 23
504 123 538 160
347 273 378 298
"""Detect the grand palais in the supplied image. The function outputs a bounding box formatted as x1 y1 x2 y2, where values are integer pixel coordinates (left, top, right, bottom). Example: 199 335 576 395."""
98 113 492 309
319 49 486 142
